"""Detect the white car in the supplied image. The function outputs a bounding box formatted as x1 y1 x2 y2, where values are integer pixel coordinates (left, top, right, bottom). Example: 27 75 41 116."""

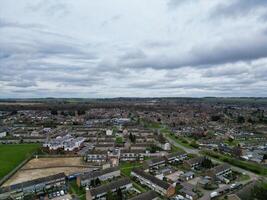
60 190 65 196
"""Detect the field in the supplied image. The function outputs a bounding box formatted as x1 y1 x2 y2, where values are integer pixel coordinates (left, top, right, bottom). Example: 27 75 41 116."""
0 144 40 180
202 150 267 176
119 161 143 176
3 157 93 186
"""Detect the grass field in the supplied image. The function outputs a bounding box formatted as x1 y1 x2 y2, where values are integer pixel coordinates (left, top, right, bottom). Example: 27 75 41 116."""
0 144 40 179
119 162 143 177
202 150 267 176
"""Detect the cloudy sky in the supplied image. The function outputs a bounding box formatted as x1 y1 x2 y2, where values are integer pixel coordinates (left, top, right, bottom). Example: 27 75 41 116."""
1 0 267 98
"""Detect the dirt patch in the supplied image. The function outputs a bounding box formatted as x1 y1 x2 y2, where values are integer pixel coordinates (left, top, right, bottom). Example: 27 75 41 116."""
3 157 95 186
22 157 85 169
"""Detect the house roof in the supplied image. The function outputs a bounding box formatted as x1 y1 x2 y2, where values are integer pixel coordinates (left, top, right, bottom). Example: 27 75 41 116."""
166 152 187 160
0 173 66 193
211 164 231 174
182 171 194 177
132 169 170 190
90 177 131 197
120 149 145 154
128 191 158 200
146 157 166 166
81 167 119 181
185 156 204 165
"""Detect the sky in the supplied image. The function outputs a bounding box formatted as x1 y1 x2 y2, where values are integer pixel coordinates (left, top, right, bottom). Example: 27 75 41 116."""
0 0 267 98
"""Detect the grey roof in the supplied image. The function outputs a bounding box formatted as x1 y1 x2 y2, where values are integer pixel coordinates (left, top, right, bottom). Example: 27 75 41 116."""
182 171 194 177
121 149 145 154
185 156 204 165
146 157 166 166
166 152 187 160
0 173 66 193
180 188 197 197
128 191 158 200
211 164 231 174
132 169 170 190
90 177 131 197
81 167 119 181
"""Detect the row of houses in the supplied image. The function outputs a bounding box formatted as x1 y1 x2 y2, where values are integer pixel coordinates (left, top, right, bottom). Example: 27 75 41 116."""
77 167 120 187
145 152 188 169
86 178 132 200
85 149 170 163
43 134 85 151
131 169 175 197
0 173 66 200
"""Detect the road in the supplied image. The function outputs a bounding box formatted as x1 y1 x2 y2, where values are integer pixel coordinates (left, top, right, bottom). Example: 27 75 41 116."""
165 135 260 180
165 135 262 200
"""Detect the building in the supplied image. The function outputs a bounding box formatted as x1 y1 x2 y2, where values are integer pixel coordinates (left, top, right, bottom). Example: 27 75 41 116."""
0 129 7 138
88 178 132 199
145 157 166 169
43 134 85 151
179 182 198 200
0 173 66 200
208 164 231 177
85 150 107 163
131 169 175 197
184 157 204 169
207 164 232 183
180 171 195 181
120 149 144 161
106 129 113 136
166 152 187 163
128 191 159 200
77 167 120 187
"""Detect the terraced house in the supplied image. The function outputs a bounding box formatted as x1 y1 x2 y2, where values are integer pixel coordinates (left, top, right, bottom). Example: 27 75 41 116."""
131 169 175 197
86 177 132 200
0 173 66 200
77 167 120 187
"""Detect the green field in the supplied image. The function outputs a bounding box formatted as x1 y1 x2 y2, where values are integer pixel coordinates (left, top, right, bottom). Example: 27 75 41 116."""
202 150 267 176
119 162 143 177
0 144 40 179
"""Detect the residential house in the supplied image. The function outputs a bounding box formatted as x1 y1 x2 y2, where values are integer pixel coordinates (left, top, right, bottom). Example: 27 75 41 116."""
179 182 198 200
207 164 232 183
85 150 107 163
88 178 132 199
180 171 195 181
184 157 204 169
0 173 66 200
77 167 120 187
145 157 166 170
166 152 187 163
131 169 175 197
120 149 145 161
128 191 159 200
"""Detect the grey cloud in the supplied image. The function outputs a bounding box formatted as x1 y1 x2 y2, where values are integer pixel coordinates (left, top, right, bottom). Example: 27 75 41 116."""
6 80 37 88
26 0 70 17
167 0 192 10
202 65 250 78
121 32 267 70
0 18 42 29
120 49 146 61
101 15 122 27
143 40 173 48
212 0 267 19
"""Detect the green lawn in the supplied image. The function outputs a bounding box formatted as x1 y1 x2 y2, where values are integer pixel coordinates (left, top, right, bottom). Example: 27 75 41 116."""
202 150 267 176
0 144 40 179
167 133 194 149
69 180 86 199
119 162 143 177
